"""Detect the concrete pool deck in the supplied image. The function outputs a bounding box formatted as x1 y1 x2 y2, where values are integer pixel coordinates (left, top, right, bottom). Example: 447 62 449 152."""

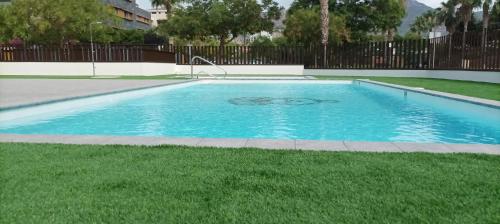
0 79 191 110
0 134 499 155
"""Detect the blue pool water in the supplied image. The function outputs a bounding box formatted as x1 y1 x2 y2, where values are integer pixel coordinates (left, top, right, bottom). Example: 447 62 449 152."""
0 80 499 144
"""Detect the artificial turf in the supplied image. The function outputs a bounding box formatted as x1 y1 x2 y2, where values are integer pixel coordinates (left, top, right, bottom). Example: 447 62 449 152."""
1 143 499 223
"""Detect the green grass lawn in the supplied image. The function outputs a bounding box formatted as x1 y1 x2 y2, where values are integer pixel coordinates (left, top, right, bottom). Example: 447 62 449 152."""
316 76 500 101
1 143 499 223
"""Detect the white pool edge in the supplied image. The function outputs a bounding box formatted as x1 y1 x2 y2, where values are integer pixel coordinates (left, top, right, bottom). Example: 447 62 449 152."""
0 134 498 155
358 79 500 108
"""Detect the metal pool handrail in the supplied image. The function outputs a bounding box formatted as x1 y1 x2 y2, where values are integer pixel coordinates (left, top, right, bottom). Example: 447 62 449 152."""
190 56 227 79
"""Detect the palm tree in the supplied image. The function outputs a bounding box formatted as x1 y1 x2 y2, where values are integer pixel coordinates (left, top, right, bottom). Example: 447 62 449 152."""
456 0 481 61
481 0 492 58
437 0 458 62
319 0 329 66
410 10 437 37
410 15 429 36
151 0 175 14
482 0 492 30
437 0 458 35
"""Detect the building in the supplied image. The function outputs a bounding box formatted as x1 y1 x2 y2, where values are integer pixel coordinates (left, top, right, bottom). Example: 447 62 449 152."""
102 0 151 30
149 6 168 27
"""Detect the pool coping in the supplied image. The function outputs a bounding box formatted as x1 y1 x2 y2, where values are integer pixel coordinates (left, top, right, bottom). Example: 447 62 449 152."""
357 79 500 108
0 80 197 111
0 134 498 155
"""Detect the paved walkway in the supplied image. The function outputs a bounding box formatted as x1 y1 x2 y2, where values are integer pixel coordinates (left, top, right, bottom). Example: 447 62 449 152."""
0 134 499 155
0 79 190 110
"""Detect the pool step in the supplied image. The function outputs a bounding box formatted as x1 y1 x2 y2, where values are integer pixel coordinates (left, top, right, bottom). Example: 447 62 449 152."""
195 76 316 80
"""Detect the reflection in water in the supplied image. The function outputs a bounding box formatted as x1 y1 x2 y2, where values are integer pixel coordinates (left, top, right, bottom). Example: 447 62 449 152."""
228 97 339 106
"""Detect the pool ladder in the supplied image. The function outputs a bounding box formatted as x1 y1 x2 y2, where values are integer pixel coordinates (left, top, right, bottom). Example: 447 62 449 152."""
191 56 228 79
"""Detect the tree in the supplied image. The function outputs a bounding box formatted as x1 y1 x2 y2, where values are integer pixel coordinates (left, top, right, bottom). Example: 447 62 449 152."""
436 0 459 61
410 15 430 36
287 0 406 42
482 0 492 30
250 36 276 47
1 0 116 45
491 0 500 27
320 0 329 47
371 0 406 40
0 5 8 43
437 0 458 35
151 0 176 13
284 8 350 45
159 0 282 47
456 0 482 58
410 10 439 37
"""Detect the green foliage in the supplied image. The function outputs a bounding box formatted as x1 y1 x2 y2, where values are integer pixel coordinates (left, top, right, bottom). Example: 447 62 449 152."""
151 0 177 13
491 0 500 26
169 37 220 46
250 36 275 47
271 36 290 46
370 0 406 39
284 8 350 45
0 0 117 44
114 30 146 44
437 0 459 34
0 5 7 43
402 32 424 40
410 10 439 35
286 0 406 42
159 0 282 46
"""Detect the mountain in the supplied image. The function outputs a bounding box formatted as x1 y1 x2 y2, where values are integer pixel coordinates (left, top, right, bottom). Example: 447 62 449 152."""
398 0 434 35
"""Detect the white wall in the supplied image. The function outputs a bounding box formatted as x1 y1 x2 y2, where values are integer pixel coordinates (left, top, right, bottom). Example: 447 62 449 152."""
304 69 500 83
175 65 304 75
1 62 499 83
0 62 176 76
0 63 303 76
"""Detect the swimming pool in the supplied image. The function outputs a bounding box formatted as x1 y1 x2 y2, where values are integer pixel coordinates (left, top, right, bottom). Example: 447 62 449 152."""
0 80 499 144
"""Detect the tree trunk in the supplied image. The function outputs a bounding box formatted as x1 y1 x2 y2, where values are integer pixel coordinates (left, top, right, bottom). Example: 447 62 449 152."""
219 36 226 65
387 29 395 41
320 0 329 67
461 21 468 69
482 1 490 31
447 32 453 63
481 1 490 69
460 5 472 69
164 0 172 13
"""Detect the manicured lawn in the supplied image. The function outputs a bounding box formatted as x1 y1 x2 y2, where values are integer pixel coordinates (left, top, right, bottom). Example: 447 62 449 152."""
1 143 499 223
316 76 500 101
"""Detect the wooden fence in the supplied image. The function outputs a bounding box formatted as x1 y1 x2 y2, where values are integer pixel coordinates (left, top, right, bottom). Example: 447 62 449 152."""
0 44 176 63
174 30 499 71
1 30 499 71
175 46 305 65
305 30 500 70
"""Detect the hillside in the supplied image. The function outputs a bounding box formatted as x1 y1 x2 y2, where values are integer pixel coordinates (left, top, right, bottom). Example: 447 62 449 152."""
398 0 434 34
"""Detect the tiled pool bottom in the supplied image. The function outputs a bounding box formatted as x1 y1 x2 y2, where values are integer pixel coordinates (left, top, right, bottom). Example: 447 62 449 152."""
0 80 499 144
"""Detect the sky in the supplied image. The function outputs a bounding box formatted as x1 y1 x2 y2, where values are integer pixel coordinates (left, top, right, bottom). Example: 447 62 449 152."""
136 0 442 10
